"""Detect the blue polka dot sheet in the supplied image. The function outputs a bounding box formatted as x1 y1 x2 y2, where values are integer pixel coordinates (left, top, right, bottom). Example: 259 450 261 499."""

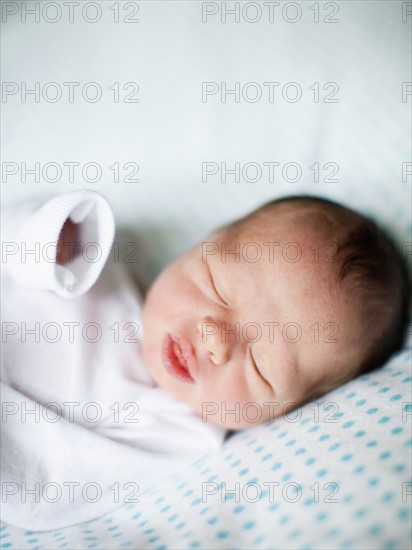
1 336 411 549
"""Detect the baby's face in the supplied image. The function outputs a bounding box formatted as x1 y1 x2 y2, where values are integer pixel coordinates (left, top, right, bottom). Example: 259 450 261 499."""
142 206 358 429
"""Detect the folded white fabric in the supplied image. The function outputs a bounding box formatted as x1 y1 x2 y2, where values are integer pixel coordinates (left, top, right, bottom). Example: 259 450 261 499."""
2 189 115 297
1 190 226 531
1 382 224 531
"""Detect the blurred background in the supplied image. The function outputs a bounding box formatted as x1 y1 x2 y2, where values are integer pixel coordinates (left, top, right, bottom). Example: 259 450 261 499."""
2 0 411 287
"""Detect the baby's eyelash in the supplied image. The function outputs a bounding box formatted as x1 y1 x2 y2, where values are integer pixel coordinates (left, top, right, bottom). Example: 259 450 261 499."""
210 278 227 306
250 349 272 389
207 264 228 307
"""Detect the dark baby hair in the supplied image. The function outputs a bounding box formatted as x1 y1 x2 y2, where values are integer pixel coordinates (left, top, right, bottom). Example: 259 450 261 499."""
258 194 410 379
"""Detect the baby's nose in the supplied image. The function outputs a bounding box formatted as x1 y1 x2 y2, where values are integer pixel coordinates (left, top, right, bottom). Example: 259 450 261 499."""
197 316 230 366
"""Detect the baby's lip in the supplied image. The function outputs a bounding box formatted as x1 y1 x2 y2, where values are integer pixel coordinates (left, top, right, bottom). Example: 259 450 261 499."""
161 333 197 384
172 334 198 380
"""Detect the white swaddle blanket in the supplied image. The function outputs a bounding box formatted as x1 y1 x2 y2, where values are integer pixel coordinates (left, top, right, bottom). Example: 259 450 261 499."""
0 189 225 531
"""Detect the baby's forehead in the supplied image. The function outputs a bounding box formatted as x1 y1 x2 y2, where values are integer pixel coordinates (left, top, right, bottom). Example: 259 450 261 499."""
207 215 338 286
219 202 335 250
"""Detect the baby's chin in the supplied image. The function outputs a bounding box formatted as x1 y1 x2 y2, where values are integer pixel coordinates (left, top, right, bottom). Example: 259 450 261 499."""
142 369 260 430
145 368 283 430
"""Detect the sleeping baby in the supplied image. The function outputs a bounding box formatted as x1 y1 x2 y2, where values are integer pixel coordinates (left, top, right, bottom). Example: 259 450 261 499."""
142 194 409 428
1 190 409 530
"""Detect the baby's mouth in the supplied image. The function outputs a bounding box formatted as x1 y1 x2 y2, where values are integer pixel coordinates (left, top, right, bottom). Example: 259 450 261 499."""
161 334 196 384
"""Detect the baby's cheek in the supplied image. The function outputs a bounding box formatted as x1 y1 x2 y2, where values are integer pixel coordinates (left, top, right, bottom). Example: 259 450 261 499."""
195 384 263 429
211 372 255 404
